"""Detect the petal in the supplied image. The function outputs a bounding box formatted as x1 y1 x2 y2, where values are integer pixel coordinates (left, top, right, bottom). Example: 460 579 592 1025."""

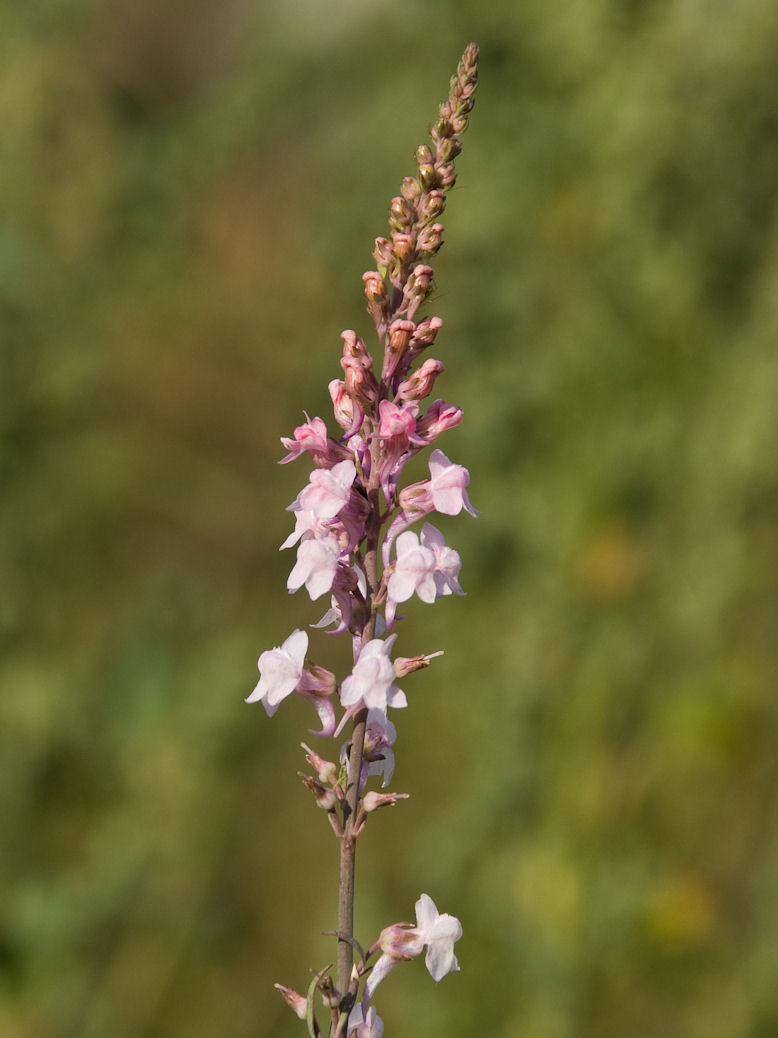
424 940 460 982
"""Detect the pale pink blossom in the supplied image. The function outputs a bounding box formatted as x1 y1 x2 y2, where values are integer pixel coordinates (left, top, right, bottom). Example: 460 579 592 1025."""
420 523 464 597
287 536 342 600
296 459 356 520
246 629 307 715
415 893 462 981
279 414 349 467
427 449 477 516
347 1005 384 1038
340 636 407 713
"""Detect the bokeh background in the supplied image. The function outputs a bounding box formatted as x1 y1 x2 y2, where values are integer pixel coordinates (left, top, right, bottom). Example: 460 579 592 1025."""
2 1 778 1036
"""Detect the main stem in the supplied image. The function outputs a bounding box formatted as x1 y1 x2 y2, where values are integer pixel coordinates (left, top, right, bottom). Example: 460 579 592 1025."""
337 467 382 1001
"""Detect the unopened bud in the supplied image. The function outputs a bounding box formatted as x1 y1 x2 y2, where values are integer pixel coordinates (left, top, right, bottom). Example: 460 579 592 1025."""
378 922 424 961
417 223 444 254
396 358 445 402
329 378 358 430
436 162 457 188
437 137 462 163
391 231 415 264
389 195 413 230
411 315 443 349
394 650 444 678
362 270 387 305
401 176 421 202
374 236 394 271
363 790 409 812
300 773 338 811
422 190 446 220
418 163 438 190
301 742 338 785
415 144 434 167
388 319 415 354
274 984 307 1020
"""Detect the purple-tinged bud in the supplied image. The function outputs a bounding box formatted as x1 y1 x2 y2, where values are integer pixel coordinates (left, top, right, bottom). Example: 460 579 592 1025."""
416 399 464 439
391 231 415 264
411 315 444 349
421 190 446 221
298 664 337 697
378 922 425 961
417 223 444 255
374 236 394 271
300 773 338 811
401 176 421 202
396 358 445 401
436 162 457 188
389 195 413 231
301 742 338 785
394 650 444 678
363 790 409 812
274 984 307 1020
362 270 387 305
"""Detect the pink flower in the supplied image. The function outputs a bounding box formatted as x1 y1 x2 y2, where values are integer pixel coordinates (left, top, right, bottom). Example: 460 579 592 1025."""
246 629 307 715
279 414 349 467
420 524 464 597
387 531 437 605
296 459 356 520
414 893 462 981
347 1005 384 1038
287 536 342 600
340 636 407 713
427 449 477 516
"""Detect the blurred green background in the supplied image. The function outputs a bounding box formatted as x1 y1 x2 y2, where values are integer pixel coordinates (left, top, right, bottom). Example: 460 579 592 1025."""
2 1 778 1036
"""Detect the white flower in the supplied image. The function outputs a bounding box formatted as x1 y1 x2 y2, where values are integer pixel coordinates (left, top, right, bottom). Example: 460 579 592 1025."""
415 893 462 981
347 1004 384 1037
246 629 307 715
287 535 341 600
340 635 407 712
296 459 356 519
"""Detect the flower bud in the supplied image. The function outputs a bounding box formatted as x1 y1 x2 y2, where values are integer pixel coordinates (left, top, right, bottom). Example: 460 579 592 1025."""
393 650 444 678
300 773 338 811
329 378 358 430
436 162 457 188
378 922 424 961
363 790 409 812
421 190 446 220
301 742 338 785
410 315 443 349
274 984 307 1020
373 236 394 271
415 399 463 439
415 144 434 168
401 176 421 202
362 270 387 305
389 195 413 231
437 137 462 163
417 223 444 255
418 163 438 190
391 231 415 264
396 358 444 402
